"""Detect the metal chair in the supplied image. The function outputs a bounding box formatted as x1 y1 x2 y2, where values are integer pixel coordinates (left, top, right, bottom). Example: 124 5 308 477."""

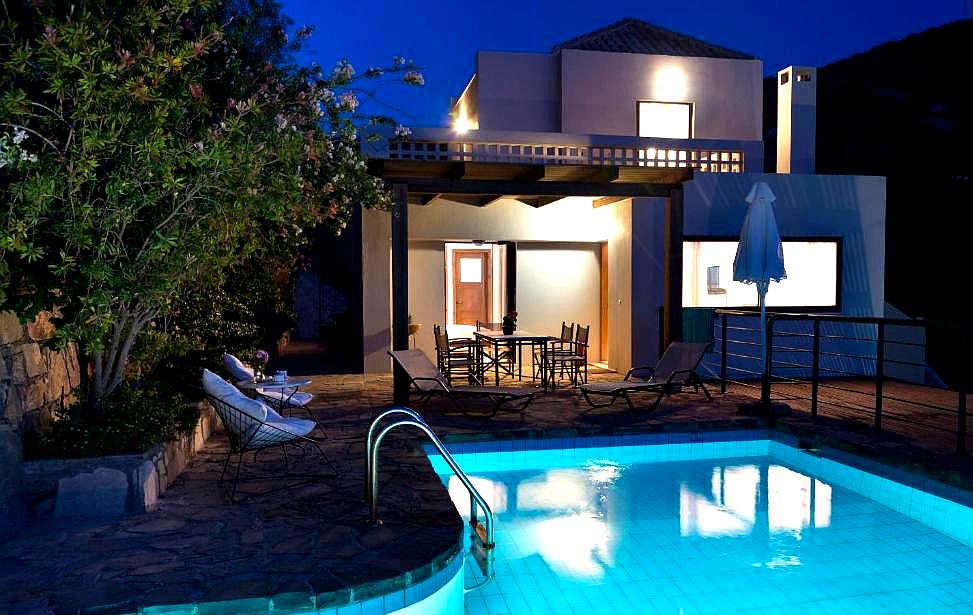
202 369 336 502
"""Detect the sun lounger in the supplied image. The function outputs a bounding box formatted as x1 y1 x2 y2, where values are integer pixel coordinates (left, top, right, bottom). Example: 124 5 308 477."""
389 349 537 417
580 342 713 411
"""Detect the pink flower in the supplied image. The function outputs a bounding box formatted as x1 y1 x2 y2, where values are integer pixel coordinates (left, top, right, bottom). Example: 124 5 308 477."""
402 70 424 86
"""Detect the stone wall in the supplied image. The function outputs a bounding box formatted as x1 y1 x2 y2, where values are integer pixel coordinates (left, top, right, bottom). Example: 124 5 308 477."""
0 310 80 538
21 402 220 517
1 310 80 430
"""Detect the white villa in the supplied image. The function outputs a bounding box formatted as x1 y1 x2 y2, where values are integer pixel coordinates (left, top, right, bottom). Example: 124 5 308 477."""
352 18 886 388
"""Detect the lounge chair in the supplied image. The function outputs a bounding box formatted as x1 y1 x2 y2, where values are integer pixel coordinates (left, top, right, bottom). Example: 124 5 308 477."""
223 353 313 412
389 349 537 417
580 342 713 411
202 369 336 501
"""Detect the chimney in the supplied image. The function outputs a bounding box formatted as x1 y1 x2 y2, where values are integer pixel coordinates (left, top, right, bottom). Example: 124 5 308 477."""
776 66 816 174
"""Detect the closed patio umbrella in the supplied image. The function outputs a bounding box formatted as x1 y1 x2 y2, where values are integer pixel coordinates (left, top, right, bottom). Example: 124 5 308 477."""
733 182 786 405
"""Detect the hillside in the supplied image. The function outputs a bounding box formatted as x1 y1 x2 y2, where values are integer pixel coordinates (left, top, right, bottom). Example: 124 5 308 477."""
764 19 973 321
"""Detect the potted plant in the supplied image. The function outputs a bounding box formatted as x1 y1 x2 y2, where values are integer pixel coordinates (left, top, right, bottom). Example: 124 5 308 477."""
408 313 422 337
502 310 518 335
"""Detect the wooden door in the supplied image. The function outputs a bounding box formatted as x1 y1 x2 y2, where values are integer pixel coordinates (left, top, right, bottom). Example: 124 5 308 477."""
453 250 491 325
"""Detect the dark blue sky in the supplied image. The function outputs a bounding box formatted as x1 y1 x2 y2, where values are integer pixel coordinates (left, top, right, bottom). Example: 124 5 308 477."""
282 0 966 127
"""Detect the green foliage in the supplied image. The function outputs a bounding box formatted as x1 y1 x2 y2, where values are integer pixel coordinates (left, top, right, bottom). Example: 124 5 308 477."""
25 382 197 459
0 0 422 405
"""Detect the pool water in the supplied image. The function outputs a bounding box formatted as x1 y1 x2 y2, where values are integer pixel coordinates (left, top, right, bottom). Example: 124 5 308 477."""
430 439 973 615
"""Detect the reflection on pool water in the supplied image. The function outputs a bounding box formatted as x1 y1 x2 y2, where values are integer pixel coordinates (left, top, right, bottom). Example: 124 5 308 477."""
431 440 973 615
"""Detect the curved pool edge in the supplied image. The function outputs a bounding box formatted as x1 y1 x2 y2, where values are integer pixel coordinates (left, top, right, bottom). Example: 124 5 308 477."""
137 523 465 615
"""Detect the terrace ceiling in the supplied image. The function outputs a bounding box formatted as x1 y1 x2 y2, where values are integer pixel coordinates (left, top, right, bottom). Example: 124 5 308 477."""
368 159 692 208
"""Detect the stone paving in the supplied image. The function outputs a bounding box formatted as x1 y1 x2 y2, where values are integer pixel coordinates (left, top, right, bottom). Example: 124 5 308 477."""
0 373 462 615
1 343 972 614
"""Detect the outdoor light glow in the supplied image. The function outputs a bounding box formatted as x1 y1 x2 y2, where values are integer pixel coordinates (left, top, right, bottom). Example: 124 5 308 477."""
653 66 689 101
452 114 477 133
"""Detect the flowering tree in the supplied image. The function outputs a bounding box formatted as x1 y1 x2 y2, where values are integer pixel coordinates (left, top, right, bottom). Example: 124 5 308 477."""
0 0 422 407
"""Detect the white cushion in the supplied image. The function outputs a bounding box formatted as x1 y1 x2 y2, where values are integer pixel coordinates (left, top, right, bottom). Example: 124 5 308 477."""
256 390 313 407
256 417 316 443
223 353 254 381
201 369 267 423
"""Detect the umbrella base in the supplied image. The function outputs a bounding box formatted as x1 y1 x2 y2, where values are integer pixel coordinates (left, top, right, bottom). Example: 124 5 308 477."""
737 401 792 417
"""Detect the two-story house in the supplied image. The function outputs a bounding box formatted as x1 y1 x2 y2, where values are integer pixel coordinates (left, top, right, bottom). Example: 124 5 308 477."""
351 18 886 387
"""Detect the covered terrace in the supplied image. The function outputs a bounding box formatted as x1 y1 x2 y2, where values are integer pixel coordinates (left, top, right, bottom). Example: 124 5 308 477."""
366 159 692 403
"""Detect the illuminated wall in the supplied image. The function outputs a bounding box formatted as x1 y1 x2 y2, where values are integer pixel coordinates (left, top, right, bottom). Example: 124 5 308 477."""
405 197 617 364
457 49 762 141
560 49 763 140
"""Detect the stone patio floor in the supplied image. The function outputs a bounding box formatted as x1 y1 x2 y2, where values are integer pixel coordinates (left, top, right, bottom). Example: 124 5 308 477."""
1 342 972 614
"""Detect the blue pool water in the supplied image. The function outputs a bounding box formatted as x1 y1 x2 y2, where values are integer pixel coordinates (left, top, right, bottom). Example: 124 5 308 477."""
429 438 973 615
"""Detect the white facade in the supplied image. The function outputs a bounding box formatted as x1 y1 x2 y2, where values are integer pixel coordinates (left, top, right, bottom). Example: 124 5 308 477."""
359 24 887 376
460 49 762 142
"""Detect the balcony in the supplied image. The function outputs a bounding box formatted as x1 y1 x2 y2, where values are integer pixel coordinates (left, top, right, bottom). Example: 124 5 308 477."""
370 127 762 174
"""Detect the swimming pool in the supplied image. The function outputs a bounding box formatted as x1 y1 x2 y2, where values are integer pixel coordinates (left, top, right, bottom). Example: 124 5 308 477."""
428 433 973 615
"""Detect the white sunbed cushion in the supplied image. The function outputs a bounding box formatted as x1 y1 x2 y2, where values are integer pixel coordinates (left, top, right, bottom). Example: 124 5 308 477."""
201 369 267 423
256 389 314 407
223 353 254 381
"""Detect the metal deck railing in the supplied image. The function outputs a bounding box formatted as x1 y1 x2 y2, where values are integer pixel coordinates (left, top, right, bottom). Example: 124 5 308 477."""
712 310 971 455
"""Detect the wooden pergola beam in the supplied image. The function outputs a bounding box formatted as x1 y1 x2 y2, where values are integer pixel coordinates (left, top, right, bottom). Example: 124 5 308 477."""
592 196 628 208
438 194 504 207
407 194 438 206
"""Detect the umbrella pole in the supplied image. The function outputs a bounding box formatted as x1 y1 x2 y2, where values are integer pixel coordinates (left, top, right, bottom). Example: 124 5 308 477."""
759 284 769 409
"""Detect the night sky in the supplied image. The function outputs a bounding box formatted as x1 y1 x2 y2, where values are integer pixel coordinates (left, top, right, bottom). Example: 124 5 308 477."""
282 0 966 127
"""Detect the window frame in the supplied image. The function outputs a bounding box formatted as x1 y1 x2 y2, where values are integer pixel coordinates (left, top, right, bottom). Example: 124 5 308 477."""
682 235 844 312
636 100 694 139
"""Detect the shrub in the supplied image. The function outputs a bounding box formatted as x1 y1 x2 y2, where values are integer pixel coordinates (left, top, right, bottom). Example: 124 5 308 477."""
26 383 197 459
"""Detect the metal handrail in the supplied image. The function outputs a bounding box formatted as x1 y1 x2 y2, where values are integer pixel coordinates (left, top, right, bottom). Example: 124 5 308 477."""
366 408 495 550
365 407 428 500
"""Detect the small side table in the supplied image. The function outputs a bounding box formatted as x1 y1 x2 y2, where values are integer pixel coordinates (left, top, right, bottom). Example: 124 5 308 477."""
237 378 312 414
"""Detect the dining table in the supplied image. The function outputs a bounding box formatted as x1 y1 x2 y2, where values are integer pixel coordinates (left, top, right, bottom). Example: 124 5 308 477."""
472 329 557 391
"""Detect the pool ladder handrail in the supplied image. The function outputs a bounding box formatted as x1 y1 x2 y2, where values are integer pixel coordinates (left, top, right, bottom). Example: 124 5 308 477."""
366 407 496 555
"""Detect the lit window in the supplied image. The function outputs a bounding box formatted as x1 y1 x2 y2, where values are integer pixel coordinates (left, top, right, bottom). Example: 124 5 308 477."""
459 258 482 283
638 101 691 139
682 240 840 308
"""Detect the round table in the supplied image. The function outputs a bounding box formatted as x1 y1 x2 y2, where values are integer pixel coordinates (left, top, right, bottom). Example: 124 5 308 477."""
236 378 312 413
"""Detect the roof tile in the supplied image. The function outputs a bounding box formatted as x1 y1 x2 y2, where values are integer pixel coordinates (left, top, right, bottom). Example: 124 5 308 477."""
554 18 754 60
